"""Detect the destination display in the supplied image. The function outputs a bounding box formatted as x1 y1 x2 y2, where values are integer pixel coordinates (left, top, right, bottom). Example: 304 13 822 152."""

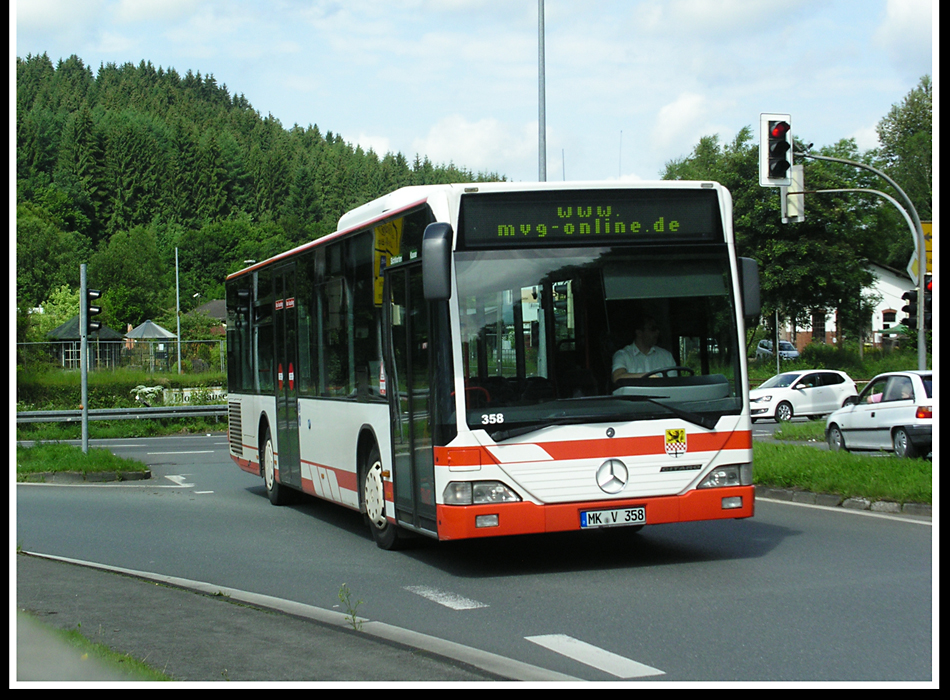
459 189 722 248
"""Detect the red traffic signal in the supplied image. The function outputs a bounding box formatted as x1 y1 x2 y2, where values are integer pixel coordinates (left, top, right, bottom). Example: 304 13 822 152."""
759 113 793 187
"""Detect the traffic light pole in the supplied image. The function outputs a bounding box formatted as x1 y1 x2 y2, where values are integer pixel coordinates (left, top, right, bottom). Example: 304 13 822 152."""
794 152 928 371
80 264 90 454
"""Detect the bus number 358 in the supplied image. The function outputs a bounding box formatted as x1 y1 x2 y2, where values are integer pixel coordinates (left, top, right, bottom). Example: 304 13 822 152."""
481 413 505 425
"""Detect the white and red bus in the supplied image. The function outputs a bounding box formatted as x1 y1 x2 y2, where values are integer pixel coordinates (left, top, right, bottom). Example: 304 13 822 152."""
226 181 761 549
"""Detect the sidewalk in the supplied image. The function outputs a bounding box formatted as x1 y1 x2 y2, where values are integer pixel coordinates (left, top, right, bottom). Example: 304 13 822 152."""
14 553 510 683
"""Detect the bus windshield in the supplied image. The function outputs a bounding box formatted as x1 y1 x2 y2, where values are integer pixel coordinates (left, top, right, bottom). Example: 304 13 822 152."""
455 246 743 439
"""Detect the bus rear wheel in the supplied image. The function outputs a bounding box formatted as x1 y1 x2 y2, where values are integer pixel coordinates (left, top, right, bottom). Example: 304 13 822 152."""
362 445 401 550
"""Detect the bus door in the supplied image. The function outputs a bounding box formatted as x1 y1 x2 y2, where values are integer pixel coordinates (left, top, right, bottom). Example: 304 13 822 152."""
274 263 301 489
385 263 437 533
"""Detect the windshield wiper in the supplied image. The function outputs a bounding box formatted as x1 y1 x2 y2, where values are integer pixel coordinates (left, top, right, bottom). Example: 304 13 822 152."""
616 395 720 430
487 398 720 442
489 415 606 442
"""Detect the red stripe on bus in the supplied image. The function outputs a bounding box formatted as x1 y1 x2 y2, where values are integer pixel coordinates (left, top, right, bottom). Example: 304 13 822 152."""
435 430 751 467
301 459 358 492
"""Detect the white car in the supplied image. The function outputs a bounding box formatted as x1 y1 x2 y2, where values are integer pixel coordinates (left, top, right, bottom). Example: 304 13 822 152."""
750 369 857 422
825 370 933 458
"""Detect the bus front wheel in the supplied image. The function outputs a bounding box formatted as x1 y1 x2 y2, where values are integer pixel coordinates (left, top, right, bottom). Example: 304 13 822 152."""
262 428 291 505
362 445 401 550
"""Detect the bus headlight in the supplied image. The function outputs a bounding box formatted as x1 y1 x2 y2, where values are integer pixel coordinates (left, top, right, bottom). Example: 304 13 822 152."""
443 481 522 505
698 464 752 489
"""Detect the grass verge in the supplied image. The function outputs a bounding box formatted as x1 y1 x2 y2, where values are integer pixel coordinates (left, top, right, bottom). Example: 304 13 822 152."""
16 442 150 481
17 417 225 441
18 610 172 681
753 441 932 505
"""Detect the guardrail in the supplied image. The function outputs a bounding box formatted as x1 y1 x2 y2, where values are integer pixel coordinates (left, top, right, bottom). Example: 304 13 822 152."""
16 405 227 423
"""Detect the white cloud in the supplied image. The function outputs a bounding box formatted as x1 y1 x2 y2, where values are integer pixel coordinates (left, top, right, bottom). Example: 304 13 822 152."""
851 125 881 151
652 93 710 149
15 0 104 30
873 0 933 78
354 133 392 157
93 31 136 54
116 0 203 24
412 115 535 175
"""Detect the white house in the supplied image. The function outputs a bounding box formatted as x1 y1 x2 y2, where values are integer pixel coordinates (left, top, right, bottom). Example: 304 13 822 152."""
867 263 916 347
784 263 915 351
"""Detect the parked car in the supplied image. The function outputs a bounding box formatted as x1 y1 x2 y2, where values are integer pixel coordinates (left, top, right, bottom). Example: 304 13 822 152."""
750 369 857 422
825 370 933 458
756 339 800 361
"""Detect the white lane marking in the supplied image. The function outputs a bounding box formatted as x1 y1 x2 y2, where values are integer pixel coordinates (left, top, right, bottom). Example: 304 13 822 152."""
404 585 489 610
164 475 195 487
147 450 215 455
525 634 665 678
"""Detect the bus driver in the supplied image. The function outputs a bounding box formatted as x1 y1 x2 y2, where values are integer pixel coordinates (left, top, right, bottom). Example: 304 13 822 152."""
611 314 676 383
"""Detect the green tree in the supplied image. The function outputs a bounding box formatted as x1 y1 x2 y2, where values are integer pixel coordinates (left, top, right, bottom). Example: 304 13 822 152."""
876 75 932 221
16 201 90 307
27 284 81 341
662 128 874 343
89 225 166 329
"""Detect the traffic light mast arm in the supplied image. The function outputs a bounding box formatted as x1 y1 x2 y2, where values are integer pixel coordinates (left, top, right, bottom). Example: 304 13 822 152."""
794 150 929 371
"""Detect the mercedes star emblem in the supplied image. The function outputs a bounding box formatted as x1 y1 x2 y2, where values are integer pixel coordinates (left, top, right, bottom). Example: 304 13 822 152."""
595 459 628 494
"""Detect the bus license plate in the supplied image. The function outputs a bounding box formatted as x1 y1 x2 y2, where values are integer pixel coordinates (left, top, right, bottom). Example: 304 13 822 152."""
580 506 646 529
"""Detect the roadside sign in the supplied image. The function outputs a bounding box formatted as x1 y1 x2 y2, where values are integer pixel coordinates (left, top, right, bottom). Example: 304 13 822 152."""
907 221 933 284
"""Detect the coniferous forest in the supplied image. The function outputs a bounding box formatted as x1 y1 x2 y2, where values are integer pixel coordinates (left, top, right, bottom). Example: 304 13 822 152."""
16 53 503 338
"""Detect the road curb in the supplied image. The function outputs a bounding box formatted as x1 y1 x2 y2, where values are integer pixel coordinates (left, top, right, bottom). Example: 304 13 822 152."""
17 470 152 484
754 485 930 518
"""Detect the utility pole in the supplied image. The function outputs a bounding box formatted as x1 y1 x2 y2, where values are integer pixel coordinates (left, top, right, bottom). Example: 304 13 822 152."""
538 0 546 182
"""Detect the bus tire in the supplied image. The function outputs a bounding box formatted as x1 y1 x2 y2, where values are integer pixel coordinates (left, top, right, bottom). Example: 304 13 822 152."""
262 427 291 505
362 445 401 550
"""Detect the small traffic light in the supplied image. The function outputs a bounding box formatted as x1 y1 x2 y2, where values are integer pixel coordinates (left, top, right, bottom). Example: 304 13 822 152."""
901 289 919 330
923 275 932 330
759 113 793 187
86 288 102 334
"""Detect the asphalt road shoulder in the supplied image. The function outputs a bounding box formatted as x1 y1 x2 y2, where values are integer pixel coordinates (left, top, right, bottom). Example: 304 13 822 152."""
15 552 510 684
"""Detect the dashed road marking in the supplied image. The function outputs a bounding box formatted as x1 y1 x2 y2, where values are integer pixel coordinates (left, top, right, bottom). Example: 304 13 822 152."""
404 585 489 610
525 634 664 678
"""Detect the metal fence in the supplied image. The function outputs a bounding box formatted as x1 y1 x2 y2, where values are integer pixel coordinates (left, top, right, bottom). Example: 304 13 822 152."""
16 404 227 423
16 339 226 374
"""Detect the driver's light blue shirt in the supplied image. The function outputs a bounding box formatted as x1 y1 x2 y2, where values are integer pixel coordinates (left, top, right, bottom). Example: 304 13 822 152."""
612 343 675 377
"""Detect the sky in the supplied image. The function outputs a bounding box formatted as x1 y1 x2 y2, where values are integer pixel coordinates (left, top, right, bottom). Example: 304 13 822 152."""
12 0 935 184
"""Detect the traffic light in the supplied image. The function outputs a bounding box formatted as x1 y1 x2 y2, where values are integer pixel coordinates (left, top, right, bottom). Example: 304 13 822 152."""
923 275 932 330
759 113 793 187
901 288 919 330
86 288 102 335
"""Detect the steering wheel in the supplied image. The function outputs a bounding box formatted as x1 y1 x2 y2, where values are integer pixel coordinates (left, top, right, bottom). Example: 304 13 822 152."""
640 365 695 379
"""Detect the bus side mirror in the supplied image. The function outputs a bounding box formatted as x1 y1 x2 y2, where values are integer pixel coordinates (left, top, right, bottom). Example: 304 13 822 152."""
739 257 761 319
423 222 453 300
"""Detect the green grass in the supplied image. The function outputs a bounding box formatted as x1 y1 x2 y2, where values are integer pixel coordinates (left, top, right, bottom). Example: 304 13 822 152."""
754 441 932 505
16 441 150 481
18 610 172 681
17 417 225 442
772 419 827 442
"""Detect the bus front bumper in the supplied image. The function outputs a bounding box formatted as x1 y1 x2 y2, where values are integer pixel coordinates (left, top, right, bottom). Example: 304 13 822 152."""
435 485 755 541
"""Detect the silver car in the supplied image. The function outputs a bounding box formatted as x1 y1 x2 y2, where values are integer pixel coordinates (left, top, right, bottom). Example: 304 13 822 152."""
756 339 801 361
825 370 933 458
